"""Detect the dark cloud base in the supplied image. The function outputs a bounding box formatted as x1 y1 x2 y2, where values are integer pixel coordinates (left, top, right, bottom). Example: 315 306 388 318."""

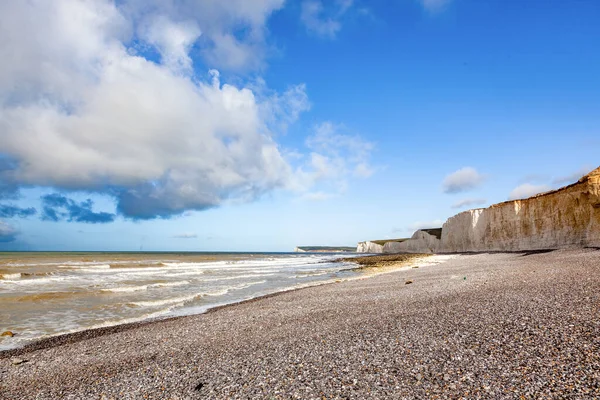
41 194 116 224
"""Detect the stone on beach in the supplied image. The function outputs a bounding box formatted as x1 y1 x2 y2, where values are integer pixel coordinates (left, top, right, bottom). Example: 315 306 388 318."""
0 249 598 398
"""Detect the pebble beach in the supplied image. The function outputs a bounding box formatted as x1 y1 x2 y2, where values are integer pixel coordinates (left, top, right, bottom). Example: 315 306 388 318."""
1 249 599 399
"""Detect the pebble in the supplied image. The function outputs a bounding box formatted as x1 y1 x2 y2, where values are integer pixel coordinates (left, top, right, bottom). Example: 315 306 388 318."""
0 250 598 399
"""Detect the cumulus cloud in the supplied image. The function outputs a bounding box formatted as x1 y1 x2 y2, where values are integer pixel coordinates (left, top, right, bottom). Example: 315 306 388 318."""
552 165 594 185
0 205 37 218
300 0 353 38
291 122 375 198
0 221 18 243
508 184 552 201
442 167 486 194
0 1 376 222
122 0 285 71
0 1 318 221
41 194 116 224
172 233 198 239
451 198 487 209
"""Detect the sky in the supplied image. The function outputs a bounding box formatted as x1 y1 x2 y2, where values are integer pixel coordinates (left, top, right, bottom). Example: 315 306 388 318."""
0 0 598 251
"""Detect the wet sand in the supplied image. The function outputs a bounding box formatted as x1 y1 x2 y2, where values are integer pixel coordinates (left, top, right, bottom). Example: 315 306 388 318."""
1 249 599 399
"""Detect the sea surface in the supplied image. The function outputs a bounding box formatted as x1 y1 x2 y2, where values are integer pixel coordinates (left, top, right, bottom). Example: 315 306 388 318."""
0 252 360 351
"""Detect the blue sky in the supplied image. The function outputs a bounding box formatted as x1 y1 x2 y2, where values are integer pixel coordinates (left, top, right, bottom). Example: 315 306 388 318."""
0 0 598 251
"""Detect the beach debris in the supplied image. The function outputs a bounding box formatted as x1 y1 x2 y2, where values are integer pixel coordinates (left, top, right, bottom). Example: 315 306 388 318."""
11 358 25 365
194 382 204 391
463 277 467 280
412 266 419 269
405 280 413 285
1 331 14 337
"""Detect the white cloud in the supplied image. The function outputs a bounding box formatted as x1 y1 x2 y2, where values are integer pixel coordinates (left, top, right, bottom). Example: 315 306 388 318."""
420 0 451 12
122 0 285 71
552 165 595 185
300 0 353 39
508 184 552 201
442 167 486 194
0 1 375 220
172 233 198 239
0 1 314 220
138 16 201 73
451 198 487 209
0 221 18 243
289 122 375 195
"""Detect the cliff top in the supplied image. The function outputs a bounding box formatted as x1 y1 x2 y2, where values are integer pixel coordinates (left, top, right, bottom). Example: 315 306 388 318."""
581 166 600 181
486 165 600 208
370 238 408 245
421 228 442 239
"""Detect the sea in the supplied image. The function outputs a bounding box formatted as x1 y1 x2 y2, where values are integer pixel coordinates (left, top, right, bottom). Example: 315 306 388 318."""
0 252 361 351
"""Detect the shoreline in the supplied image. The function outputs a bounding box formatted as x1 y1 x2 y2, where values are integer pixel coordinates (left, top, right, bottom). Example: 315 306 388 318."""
0 253 435 358
2 249 597 398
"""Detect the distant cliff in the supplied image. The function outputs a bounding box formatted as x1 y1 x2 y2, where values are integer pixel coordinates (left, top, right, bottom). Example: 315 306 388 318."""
384 229 442 254
357 166 600 253
441 166 600 252
357 239 407 254
295 246 356 253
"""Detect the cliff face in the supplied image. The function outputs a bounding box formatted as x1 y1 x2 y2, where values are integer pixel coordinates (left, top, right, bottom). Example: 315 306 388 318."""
384 230 441 254
441 167 600 252
356 241 384 253
357 166 600 254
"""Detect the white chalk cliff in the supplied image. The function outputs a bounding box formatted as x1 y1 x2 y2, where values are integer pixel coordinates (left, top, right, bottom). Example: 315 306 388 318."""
441 166 600 252
384 229 441 254
357 166 600 253
356 241 384 253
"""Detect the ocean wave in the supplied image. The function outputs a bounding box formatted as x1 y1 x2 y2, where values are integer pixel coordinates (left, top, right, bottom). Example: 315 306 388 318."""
102 280 191 293
131 294 199 308
293 271 330 278
102 285 149 293
0 275 76 285
201 274 275 282
1 273 21 280
61 264 112 270
130 281 266 308
12 291 81 301
153 280 190 288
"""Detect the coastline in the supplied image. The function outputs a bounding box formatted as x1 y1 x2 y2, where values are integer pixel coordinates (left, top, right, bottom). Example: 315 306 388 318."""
0 253 436 358
1 249 598 398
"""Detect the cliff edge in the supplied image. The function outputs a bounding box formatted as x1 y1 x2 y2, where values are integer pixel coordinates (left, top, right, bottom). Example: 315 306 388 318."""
441 166 600 252
357 166 600 253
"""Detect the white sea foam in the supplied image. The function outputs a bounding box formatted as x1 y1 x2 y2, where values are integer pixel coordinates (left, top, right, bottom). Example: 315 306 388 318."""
131 294 199 308
101 280 190 293
0 276 76 285
1 273 21 280
204 288 229 296
201 274 275 282
153 280 190 288
293 271 330 278
61 264 111 269
102 285 149 293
